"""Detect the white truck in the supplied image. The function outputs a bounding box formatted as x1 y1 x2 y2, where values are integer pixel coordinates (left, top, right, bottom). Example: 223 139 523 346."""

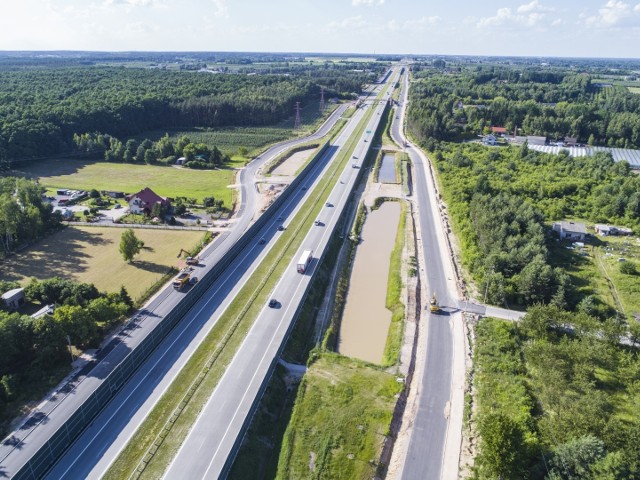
297 250 313 274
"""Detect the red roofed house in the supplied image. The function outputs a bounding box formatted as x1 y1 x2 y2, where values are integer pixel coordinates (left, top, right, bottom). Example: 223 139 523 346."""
491 126 508 135
127 187 170 216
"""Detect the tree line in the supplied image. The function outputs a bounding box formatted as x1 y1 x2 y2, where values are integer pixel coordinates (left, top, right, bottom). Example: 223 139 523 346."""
74 132 230 169
407 65 640 148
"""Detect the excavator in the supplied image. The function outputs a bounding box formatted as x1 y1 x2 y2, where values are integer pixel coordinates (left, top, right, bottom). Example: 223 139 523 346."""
429 293 440 313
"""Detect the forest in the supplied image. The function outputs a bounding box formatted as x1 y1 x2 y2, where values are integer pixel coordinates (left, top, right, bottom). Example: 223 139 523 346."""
407 65 640 148
423 141 639 308
0 65 376 163
474 313 640 479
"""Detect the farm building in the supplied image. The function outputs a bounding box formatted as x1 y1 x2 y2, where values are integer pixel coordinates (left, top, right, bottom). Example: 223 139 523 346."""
127 187 171 215
553 221 587 241
594 224 633 236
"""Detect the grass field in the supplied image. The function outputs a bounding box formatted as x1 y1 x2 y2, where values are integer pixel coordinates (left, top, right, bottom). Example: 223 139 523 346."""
549 231 640 318
276 353 401 479
14 159 235 206
628 86 640 94
0 226 204 300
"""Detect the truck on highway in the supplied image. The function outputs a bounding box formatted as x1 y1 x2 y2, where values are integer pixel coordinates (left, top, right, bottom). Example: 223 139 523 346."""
297 250 313 274
173 270 191 289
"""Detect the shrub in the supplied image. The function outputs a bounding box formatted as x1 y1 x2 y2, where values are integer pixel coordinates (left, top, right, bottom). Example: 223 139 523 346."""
619 261 637 275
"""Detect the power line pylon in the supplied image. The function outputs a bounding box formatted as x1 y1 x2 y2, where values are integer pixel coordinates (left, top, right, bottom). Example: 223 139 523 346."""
294 102 302 130
319 87 326 113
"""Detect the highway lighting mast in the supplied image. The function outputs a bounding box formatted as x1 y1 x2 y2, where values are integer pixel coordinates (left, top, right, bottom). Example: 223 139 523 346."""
293 101 302 130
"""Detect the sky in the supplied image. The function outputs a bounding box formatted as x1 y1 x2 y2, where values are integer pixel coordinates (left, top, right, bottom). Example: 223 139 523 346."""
0 0 639 58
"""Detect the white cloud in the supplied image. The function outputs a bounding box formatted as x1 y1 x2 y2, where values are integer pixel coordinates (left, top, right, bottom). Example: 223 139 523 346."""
212 0 228 17
476 1 556 29
584 0 640 27
352 0 384 6
325 15 369 31
103 0 159 7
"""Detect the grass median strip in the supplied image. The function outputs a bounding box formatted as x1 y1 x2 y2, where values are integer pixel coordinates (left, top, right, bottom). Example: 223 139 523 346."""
104 85 389 479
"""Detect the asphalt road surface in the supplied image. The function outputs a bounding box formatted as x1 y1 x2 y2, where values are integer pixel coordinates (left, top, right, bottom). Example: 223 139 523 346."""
390 70 455 480
164 70 399 480
0 104 347 479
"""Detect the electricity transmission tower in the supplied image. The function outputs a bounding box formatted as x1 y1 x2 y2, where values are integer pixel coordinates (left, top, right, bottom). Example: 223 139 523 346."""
293 102 302 130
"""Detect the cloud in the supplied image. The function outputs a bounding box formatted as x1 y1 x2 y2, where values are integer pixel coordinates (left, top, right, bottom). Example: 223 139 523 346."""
583 1 640 28
325 15 369 31
476 1 556 29
211 0 228 17
352 0 384 6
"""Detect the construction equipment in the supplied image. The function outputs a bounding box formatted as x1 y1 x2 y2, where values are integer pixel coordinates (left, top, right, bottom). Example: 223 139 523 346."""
429 293 440 313
173 269 191 290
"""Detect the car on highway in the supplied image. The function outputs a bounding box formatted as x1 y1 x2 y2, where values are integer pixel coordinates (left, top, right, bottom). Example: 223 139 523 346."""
189 276 198 285
302 186 307 191
352 155 358 159
314 220 323 226
277 225 285 231
325 202 333 207
352 164 359 168
268 299 278 308
259 238 266 245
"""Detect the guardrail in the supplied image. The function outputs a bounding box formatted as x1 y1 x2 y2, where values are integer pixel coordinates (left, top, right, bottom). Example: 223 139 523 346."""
14 141 331 480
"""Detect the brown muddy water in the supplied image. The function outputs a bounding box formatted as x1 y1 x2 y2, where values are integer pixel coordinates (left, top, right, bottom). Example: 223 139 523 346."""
337 201 401 364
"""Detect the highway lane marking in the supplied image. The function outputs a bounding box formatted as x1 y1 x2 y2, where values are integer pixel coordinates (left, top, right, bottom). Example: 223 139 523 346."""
171 89 393 479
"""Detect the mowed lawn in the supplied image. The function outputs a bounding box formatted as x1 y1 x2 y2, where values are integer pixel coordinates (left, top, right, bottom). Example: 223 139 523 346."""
0 226 204 300
16 159 236 206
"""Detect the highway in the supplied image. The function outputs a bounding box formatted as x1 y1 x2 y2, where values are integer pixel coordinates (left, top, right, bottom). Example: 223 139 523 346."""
40 89 384 478
163 71 399 479
0 104 348 478
389 70 458 480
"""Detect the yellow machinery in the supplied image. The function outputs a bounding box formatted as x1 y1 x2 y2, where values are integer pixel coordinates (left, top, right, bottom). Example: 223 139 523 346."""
429 293 440 313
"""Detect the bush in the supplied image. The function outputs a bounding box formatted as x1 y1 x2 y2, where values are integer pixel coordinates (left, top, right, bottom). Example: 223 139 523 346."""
619 261 637 275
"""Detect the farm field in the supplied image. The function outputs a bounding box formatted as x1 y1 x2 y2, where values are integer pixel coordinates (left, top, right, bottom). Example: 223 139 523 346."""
276 353 401 479
138 103 338 157
0 226 204 300
629 86 640 94
15 159 235 206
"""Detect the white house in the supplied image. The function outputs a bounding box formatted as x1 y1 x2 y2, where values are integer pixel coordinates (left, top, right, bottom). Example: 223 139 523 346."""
482 134 497 146
2 288 25 310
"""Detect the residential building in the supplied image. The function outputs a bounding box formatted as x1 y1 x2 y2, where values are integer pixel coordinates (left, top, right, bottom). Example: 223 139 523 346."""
127 187 170 215
482 134 497 146
2 288 25 310
553 221 587 241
